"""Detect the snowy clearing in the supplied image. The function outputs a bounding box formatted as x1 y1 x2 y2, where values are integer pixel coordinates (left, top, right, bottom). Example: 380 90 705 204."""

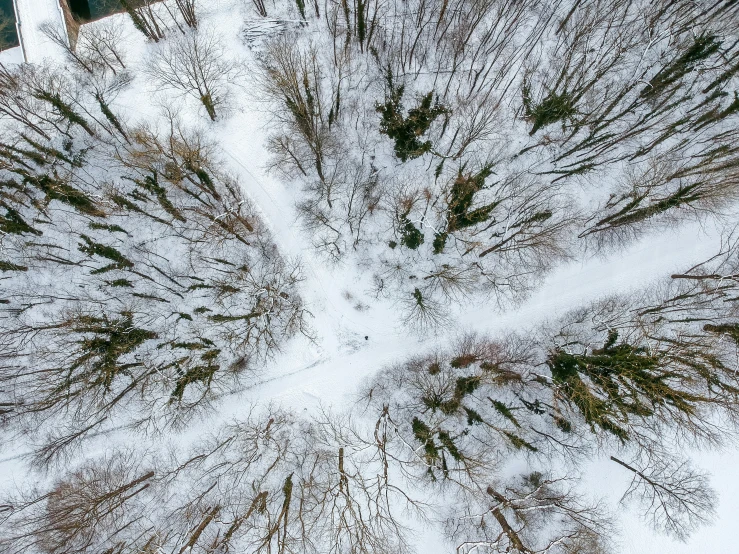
1 0 739 553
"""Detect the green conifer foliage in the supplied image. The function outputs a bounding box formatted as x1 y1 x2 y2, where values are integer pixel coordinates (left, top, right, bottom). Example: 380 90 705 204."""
33 90 95 137
65 312 157 392
200 94 217 121
548 330 690 441
130 172 186 222
88 222 129 235
413 369 486 471
399 216 424 249
434 166 499 253
121 0 147 34
491 399 521 428
592 182 703 231
25 174 105 217
412 416 439 464
95 94 129 143
356 0 366 48
437 430 462 461
0 205 41 235
171 363 220 402
294 0 306 19
377 70 447 162
22 135 81 167
523 85 578 135
120 0 161 42
704 323 739 345
0 260 27 271
642 34 721 100
503 430 537 451
78 234 134 273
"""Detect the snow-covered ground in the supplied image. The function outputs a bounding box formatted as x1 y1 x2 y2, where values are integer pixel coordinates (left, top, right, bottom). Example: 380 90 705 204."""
211 125 736 554
0 2 736 553
0 45 23 63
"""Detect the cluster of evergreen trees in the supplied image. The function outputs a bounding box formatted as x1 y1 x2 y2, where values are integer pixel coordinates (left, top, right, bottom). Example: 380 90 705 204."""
1 0 739 552
4 243 736 553
0 61 305 464
362 245 739 549
260 0 739 327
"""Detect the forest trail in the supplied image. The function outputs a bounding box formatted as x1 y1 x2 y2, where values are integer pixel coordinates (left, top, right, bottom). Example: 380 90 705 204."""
13 0 67 62
215 106 722 413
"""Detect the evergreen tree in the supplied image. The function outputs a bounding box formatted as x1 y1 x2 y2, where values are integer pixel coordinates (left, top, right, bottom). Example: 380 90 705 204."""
377 69 447 162
548 330 704 441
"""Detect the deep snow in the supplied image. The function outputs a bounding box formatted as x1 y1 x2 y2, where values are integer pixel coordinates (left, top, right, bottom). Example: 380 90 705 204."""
0 2 736 553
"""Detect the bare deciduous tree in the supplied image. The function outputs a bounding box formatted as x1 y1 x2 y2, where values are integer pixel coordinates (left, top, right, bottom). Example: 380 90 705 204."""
41 23 95 74
0 450 157 554
173 0 198 28
449 473 612 554
77 21 128 75
121 0 166 42
146 29 241 120
610 454 716 541
0 105 306 464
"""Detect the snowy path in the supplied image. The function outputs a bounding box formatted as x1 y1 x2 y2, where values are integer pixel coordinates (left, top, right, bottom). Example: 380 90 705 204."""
0 7 735 552
216 103 721 413
13 0 67 62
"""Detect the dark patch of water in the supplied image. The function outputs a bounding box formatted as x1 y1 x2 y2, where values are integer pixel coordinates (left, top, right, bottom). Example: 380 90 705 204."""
0 0 19 50
70 0 125 22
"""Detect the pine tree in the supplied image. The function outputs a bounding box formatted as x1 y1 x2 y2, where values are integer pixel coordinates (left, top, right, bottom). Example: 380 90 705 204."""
33 90 95 136
548 330 695 441
65 312 157 392
376 69 447 162
523 84 578 135
96 93 129 143
399 216 424 249
434 165 498 253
